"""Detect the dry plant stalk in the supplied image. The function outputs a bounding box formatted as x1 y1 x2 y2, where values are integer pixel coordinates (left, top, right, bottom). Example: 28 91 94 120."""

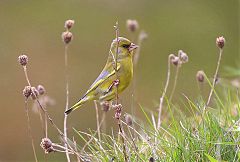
204 36 225 112
62 19 74 162
157 54 174 129
113 22 128 162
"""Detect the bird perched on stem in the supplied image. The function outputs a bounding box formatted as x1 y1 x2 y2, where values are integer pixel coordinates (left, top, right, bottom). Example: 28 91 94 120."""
65 37 138 114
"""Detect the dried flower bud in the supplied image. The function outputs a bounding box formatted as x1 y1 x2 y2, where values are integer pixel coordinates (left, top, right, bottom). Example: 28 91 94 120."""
113 104 122 119
18 55 28 66
139 30 148 41
178 50 188 63
125 114 133 126
196 70 205 83
37 85 46 95
40 138 54 154
169 54 179 66
23 86 32 98
216 36 225 49
64 19 74 30
62 31 73 44
100 101 110 112
149 157 154 162
31 87 39 100
126 19 139 32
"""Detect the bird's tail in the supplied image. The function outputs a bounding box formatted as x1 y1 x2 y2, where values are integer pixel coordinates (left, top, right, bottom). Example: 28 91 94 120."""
65 97 88 115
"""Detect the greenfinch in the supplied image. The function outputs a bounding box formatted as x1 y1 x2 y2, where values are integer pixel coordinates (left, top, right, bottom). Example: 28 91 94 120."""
65 37 138 114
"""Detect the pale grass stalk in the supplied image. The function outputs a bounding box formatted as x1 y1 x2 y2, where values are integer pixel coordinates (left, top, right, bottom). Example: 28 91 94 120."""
24 99 38 162
73 137 81 162
63 44 71 162
204 48 223 111
169 64 180 102
94 100 101 141
157 55 172 129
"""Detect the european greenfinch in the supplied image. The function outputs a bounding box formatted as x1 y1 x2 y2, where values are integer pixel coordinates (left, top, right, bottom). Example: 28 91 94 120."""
65 37 138 114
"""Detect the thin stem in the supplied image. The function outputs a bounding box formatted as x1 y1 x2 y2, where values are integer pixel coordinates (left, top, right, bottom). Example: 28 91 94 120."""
169 65 180 102
25 99 38 162
23 66 46 137
114 22 128 162
64 44 71 162
204 48 223 110
23 66 31 86
157 55 172 129
94 100 101 141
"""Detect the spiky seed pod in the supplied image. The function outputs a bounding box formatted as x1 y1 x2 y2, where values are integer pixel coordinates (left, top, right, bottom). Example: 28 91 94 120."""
216 36 225 49
64 19 75 30
18 55 28 66
62 31 73 44
37 85 46 95
23 86 32 98
126 19 139 32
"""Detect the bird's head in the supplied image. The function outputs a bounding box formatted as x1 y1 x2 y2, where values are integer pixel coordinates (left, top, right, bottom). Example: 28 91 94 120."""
111 37 138 58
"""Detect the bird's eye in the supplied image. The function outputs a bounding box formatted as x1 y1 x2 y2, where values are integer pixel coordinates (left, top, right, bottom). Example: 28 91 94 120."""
122 44 130 48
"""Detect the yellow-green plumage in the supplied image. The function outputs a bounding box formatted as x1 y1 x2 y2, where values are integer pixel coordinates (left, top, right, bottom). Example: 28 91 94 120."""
65 37 138 114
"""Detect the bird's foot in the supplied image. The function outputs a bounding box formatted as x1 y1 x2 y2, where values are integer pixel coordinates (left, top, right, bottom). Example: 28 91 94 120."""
105 79 120 94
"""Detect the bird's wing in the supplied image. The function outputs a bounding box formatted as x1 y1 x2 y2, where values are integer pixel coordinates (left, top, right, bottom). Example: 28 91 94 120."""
85 63 121 95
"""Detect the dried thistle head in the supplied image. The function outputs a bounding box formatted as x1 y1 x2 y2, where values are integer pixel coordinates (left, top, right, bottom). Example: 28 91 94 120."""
100 101 110 112
196 70 205 83
23 86 32 98
126 19 139 32
18 55 28 66
178 50 188 63
62 31 73 44
37 85 46 95
31 87 39 100
216 36 225 49
125 114 133 126
64 19 75 30
40 138 54 154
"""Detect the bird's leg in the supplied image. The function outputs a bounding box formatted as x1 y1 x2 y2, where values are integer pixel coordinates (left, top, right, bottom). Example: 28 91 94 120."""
105 79 120 94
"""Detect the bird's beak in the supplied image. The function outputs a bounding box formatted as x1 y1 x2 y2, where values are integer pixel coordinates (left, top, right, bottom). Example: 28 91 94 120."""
128 43 139 52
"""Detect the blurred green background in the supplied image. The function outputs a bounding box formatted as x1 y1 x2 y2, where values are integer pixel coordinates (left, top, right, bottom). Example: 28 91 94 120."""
0 0 238 161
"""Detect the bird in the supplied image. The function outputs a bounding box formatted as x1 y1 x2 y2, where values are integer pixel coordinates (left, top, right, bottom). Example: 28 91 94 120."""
65 37 138 115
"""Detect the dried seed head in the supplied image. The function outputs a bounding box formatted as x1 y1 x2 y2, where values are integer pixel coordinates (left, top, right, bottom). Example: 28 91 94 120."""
149 157 154 162
169 54 179 66
18 55 28 66
216 36 225 49
100 101 110 112
125 114 133 126
139 30 148 41
64 19 75 30
37 85 46 95
31 87 39 100
23 86 32 98
113 104 122 119
178 50 188 63
40 138 54 154
126 19 139 32
196 70 205 83
62 31 73 44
